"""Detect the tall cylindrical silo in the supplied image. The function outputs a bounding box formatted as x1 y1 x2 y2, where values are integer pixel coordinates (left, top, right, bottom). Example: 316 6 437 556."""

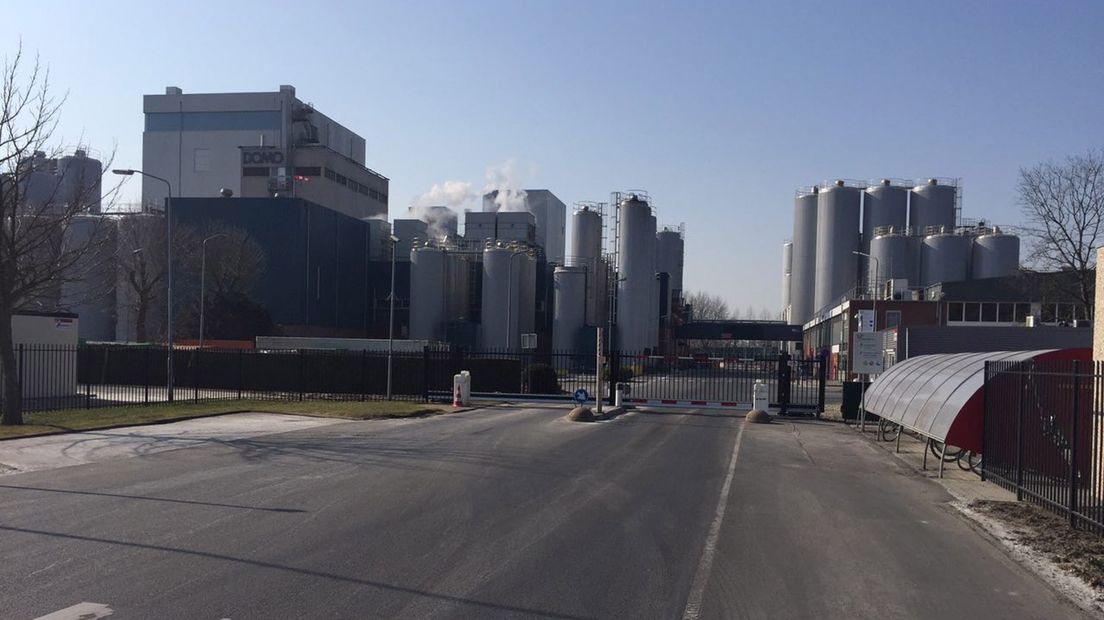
656 228 685 295
909 178 957 233
862 180 908 254
646 210 659 349
920 233 971 286
869 232 913 285
480 246 513 349
570 207 603 326
409 245 447 341
814 181 861 313
517 254 537 337
616 194 656 352
781 241 793 321
789 188 818 325
445 252 470 322
971 232 1020 279
553 266 587 351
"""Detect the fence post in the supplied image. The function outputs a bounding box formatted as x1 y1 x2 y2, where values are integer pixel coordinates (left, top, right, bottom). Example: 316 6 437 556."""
1070 360 1081 528
817 352 827 416
237 349 244 400
193 351 199 402
144 346 150 405
422 346 430 402
360 349 367 401
981 361 989 482
1016 369 1026 502
298 349 305 402
17 344 25 409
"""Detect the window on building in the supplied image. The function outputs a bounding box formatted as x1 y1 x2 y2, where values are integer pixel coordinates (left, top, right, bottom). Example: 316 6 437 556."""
1015 303 1032 322
1041 303 1056 322
885 310 901 329
964 303 980 322
1058 304 1073 322
997 303 1014 322
324 168 337 181
294 167 321 176
947 302 964 322
242 167 269 177
369 189 380 200
193 148 210 172
981 302 997 322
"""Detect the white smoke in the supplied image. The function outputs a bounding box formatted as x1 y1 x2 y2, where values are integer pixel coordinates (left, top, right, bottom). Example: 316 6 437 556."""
409 180 473 240
413 180 474 209
482 159 528 212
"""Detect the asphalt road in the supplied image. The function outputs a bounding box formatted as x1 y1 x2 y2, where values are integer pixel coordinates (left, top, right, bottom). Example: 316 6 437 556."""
0 406 1086 619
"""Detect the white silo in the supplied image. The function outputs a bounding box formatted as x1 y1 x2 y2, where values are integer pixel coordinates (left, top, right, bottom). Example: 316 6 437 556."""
553 266 587 351
570 206 604 326
656 226 685 297
480 245 513 349
616 194 657 352
971 231 1020 279
814 181 861 313
789 187 818 325
409 245 447 341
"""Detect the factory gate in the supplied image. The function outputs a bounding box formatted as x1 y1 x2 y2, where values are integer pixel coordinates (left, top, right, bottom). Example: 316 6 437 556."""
613 352 826 415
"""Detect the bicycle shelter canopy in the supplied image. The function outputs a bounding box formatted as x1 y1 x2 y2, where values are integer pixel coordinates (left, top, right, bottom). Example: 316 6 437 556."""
863 349 1091 453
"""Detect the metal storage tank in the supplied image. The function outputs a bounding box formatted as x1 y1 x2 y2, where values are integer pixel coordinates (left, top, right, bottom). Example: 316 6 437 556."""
862 180 908 254
920 233 971 286
813 181 861 314
445 252 471 322
570 206 603 326
656 227 685 295
869 232 913 285
616 194 657 352
781 242 793 321
647 210 659 349
553 266 587 351
480 246 513 349
517 253 537 337
971 232 1020 279
409 245 447 340
789 187 818 325
910 178 957 233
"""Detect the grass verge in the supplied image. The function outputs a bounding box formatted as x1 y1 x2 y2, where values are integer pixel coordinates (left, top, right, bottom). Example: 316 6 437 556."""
0 399 449 440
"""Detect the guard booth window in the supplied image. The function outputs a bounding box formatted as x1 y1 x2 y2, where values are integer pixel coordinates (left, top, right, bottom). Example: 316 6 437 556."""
885 310 901 329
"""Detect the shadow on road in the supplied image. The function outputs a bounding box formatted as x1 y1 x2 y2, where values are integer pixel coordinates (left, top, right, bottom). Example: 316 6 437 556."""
0 484 306 513
0 524 596 620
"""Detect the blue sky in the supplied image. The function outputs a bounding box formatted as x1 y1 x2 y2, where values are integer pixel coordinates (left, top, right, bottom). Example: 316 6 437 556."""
8 0 1104 314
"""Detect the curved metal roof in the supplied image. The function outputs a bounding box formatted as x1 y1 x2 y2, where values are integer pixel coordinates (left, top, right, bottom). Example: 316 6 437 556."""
863 350 1079 452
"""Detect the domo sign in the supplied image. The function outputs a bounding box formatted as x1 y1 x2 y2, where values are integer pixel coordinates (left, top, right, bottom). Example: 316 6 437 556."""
241 148 286 166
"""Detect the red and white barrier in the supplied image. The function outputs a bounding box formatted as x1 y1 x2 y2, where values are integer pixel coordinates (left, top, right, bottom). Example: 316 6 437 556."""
623 398 748 410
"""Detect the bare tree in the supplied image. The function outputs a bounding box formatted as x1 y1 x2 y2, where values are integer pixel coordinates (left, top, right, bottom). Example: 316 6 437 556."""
1019 149 1104 317
684 291 731 321
0 46 117 425
116 213 166 342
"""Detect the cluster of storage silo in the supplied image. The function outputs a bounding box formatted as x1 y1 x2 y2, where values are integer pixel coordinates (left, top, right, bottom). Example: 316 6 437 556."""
784 178 1020 326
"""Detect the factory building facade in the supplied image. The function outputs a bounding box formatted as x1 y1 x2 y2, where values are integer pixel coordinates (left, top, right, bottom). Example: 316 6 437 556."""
142 85 388 219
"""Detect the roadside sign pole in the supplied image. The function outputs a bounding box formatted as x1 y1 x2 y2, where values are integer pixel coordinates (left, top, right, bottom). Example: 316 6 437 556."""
596 327 604 415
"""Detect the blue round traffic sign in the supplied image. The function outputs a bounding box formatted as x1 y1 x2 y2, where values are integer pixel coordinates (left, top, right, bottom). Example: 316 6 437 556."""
573 388 590 404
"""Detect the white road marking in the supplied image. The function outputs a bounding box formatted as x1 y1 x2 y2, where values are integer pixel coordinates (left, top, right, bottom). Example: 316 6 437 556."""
681 417 747 620
33 601 114 619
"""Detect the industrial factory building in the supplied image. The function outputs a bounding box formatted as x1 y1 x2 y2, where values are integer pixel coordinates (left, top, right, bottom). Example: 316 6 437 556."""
783 177 1092 377
142 85 388 219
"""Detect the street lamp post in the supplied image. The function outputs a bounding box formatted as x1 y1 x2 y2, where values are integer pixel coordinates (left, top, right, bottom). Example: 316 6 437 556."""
113 169 175 402
199 233 227 349
386 235 399 400
853 250 880 432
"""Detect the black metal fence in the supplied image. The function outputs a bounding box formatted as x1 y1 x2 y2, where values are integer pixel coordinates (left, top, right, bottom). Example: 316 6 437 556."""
983 359 1104 534
2 344 824 416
